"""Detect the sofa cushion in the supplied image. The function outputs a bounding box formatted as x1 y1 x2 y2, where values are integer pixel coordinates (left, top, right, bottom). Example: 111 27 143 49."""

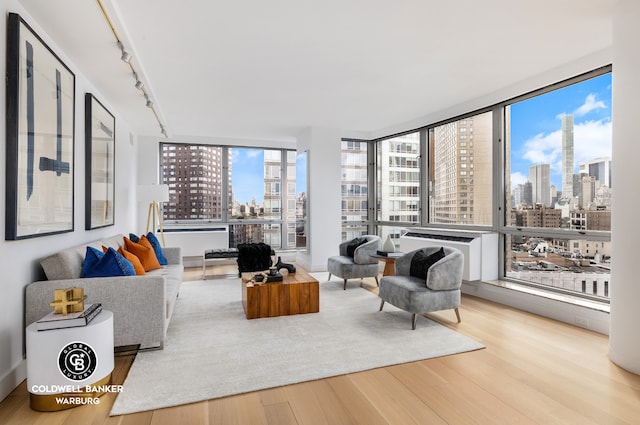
410 247 445 281
144 232 168 265
124 237 162 272
82 246 106 277
82 247 136 278
118 247 146 275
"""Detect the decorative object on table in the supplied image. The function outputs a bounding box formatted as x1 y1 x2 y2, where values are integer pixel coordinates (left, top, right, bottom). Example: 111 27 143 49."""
5 13 75 240
137 184 170 247
382 234 396 253
36 303 103 331
85 93 115 230
236 243 274 276
49 287 87 315
274 256 296 273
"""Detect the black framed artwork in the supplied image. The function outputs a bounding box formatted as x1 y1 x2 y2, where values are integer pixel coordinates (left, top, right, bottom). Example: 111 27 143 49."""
85 93 115 230
5 13 75 240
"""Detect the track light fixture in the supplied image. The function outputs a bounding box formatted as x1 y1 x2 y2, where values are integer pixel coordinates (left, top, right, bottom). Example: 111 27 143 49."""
133 72 144 90
98 0 167 137
116 41 131 63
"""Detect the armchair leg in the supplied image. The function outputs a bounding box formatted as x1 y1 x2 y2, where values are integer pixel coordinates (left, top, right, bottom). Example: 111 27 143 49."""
374 275 379 287
455 308 461 323
343 279 348 290
327 273 332 281
379 299 385 311
411 314 417 330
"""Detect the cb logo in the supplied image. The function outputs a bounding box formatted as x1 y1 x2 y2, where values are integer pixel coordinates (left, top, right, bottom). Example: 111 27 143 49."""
58 342 97 381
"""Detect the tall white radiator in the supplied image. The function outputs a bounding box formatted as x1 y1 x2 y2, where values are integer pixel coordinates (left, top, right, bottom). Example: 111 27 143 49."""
162 227 229 258
399 228 498 281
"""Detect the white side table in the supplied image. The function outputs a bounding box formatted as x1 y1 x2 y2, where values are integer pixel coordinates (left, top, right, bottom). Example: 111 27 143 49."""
26 310 114 411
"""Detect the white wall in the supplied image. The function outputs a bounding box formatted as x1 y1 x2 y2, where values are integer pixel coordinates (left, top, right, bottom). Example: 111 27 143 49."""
609 0 640 375
0 3 138 401
296 127 343 272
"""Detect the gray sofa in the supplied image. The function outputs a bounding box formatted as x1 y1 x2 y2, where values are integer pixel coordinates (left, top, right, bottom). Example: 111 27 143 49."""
25 234 183 349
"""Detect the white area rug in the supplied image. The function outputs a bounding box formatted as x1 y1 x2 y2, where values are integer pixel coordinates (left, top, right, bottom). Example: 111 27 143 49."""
110 275 484 416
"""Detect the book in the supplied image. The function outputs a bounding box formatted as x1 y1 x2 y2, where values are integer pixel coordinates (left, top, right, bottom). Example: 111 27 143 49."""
376 250 403 258
36 303 103 331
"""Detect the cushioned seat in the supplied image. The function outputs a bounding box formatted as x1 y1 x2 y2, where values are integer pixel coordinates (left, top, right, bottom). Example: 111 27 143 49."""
379 246 464 329
204 248 239 259
327 235 381 290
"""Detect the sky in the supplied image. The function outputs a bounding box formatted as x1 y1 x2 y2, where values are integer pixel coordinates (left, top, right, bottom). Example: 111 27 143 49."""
509 72 612 190
230 148 307 205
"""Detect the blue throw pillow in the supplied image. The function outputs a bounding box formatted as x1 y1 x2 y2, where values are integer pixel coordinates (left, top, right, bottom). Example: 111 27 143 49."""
82 247 136 278
129 233 140 243
81 246 104 277
146 232 168 265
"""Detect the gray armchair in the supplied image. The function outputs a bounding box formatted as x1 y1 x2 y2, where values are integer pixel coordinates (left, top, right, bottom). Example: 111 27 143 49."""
327 235 381 290
378 246 464 329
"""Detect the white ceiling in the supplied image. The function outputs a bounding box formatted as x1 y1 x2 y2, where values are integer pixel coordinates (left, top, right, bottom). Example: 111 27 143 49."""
18 0 617 142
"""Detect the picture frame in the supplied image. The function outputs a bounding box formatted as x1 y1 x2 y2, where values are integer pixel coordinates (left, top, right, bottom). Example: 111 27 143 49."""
85 93 115 230
5 13 75 240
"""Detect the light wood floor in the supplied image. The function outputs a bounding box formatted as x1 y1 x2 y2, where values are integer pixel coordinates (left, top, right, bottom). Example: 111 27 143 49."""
2 266 639 424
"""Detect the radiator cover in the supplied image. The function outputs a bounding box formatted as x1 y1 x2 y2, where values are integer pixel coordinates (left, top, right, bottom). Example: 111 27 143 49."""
399 228 498 281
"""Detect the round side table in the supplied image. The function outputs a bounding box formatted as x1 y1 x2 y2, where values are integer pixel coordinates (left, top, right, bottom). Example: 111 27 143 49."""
26 310 114 411
371 253 403 276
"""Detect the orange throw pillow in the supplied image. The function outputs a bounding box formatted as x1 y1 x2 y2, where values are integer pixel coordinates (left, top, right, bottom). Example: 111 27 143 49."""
118 247 146 276
123 237 162 272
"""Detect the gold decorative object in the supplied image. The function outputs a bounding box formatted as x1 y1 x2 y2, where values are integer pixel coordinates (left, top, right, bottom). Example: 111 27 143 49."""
49 287 87 315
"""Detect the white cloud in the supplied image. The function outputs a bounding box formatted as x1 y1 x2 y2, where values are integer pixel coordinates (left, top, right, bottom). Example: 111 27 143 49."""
522 131 562 165
555 93 607 120
573 119 612 165
520 118 611 176
573 94 606 117
510 171 528 187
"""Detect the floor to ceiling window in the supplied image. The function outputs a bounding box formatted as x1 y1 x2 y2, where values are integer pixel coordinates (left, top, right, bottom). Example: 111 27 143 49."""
428 111 493 226
160 143 300 250
375 132 421 246
503 69 612 299
341 140 369 240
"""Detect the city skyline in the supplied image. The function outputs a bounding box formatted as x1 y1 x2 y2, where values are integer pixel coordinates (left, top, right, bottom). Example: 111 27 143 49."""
509 72 612 191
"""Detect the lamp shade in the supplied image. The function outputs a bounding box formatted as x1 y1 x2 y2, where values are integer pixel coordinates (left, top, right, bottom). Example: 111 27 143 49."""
137 184 169 203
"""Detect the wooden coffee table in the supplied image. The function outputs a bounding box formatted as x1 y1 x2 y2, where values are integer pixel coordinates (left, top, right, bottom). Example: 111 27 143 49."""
241 268 319 319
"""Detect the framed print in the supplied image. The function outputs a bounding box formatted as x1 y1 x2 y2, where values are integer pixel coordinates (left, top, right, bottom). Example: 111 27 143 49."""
5 13 75 240
85 93 115 230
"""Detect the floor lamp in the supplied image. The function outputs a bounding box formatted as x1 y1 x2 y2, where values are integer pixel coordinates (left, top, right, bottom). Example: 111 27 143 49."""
137 184 170 247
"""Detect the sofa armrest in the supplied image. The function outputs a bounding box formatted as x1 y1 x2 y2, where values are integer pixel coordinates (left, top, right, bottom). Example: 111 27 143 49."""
354 238 380 265
162 246 182 265
426 250 464 291
25 275 167 347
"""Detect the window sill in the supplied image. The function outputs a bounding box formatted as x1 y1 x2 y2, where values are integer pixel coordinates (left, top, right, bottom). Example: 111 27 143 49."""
480 280 610 313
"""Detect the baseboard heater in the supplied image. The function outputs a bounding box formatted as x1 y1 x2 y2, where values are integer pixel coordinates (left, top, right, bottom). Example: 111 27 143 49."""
162 227 229 258
399 228 498 281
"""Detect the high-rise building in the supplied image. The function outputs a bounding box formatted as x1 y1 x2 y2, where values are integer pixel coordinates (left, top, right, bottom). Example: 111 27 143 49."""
161 144 225 220
580 157 612 188
430 112 492 225
341 140 369 239
561 115 575 199
529 164 551 206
